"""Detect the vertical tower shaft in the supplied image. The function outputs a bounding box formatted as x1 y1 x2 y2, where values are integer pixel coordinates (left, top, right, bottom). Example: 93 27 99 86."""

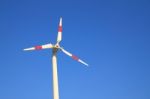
52 48 59 99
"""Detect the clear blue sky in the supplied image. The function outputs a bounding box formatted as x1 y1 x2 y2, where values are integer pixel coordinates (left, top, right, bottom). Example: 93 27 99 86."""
0 0 150 99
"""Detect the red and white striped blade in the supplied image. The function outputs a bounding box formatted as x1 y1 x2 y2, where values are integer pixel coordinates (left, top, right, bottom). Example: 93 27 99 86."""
60 48 88 66
23 43 53 51
57 17 62 43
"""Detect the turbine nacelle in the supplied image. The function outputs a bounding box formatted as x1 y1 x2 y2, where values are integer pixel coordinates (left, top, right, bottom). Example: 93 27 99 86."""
54 43 60 49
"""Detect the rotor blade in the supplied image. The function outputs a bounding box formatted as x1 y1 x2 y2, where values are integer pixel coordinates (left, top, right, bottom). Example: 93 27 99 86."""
60 48 88 66
23 43 53 51
57 17 62 43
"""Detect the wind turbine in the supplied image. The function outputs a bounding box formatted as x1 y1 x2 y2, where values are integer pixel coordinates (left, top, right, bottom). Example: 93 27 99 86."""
23 17 88 99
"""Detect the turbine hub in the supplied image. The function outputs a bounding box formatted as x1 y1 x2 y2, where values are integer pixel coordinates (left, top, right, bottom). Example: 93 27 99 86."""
54 44 60 49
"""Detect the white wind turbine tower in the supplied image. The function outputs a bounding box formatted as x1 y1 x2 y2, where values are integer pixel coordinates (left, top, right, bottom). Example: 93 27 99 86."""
23 17 88 99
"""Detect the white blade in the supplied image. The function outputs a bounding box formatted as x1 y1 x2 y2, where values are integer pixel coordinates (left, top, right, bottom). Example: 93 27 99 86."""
57 17 62 43
60 48 88 66
23 43 53 51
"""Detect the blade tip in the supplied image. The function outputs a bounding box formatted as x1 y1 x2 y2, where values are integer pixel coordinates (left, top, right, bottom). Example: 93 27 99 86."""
23 48 30 51
23 49 27 51
85 64 89 67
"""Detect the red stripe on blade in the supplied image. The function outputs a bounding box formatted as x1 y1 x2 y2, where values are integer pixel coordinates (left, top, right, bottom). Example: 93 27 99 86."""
58 26 62 32
72 55 79 61
35 46 42 50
